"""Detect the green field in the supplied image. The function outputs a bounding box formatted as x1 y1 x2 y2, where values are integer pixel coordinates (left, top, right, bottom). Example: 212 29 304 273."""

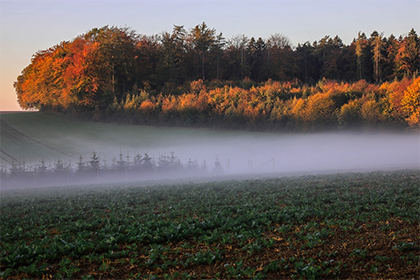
1 170 419 279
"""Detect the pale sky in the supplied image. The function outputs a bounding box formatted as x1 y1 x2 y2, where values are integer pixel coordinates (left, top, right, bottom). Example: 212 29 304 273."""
0 0 419 111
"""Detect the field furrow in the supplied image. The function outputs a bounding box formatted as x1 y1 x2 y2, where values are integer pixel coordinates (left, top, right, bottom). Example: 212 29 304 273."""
1 170 419 279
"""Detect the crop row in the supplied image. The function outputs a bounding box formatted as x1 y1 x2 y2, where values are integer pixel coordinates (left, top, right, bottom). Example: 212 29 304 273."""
1 170 419 279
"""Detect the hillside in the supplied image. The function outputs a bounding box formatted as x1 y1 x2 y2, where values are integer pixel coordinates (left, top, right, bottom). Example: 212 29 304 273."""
0 112 241 167
1 112 419 180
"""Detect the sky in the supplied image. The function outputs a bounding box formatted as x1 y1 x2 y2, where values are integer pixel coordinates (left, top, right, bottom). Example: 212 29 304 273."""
0 0 419 111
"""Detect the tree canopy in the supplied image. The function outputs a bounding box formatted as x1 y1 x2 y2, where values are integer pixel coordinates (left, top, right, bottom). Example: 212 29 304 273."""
14 24 420 130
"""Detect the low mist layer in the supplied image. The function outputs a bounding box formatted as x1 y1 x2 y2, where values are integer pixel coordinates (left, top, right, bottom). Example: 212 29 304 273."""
2 129 419 189
159 131 420 174
1 113 419 189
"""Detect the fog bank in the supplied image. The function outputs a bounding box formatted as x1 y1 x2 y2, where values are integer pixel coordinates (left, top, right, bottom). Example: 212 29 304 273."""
164 131 419 174
1 130 419 189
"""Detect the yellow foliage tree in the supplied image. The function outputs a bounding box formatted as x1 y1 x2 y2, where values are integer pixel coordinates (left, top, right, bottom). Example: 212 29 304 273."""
303 93 336 127
380 78 412 121
290 97 305 121
360 99 383 124
340 99 362 127
402 77 420 129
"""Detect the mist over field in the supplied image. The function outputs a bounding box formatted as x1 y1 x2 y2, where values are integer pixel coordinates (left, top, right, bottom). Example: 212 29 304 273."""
166 132 420 174
1 113 419 189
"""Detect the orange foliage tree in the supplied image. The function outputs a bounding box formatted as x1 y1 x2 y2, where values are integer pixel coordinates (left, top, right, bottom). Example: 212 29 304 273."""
402 77 420 129
303 92 336 129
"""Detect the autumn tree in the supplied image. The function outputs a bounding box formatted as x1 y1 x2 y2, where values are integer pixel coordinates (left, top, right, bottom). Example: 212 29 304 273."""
303 92 337 129
395 29 420 78
401 77 420 129
61 36 103 109
15 48 56 109
339 99 362 128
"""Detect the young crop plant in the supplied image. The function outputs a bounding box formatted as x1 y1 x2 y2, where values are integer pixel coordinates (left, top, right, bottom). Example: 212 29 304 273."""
294 261 324 280
0 170 419 279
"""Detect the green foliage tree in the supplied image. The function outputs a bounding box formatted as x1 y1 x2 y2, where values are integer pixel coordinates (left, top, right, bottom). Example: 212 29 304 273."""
266 34 295 80
382 34 399 80
212 32 226 80
339 99 362 128
371 31 385 83
158 25 188 89
314 35 344 80
84 26 138 102
225 34 250 80
295 42 318 83
247 37 267 82
190 22 216 81
355 32 366 80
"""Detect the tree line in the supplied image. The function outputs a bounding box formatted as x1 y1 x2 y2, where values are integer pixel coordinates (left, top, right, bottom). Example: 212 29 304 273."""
1 151 224 188
14 24 419 130
106 77 420 130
